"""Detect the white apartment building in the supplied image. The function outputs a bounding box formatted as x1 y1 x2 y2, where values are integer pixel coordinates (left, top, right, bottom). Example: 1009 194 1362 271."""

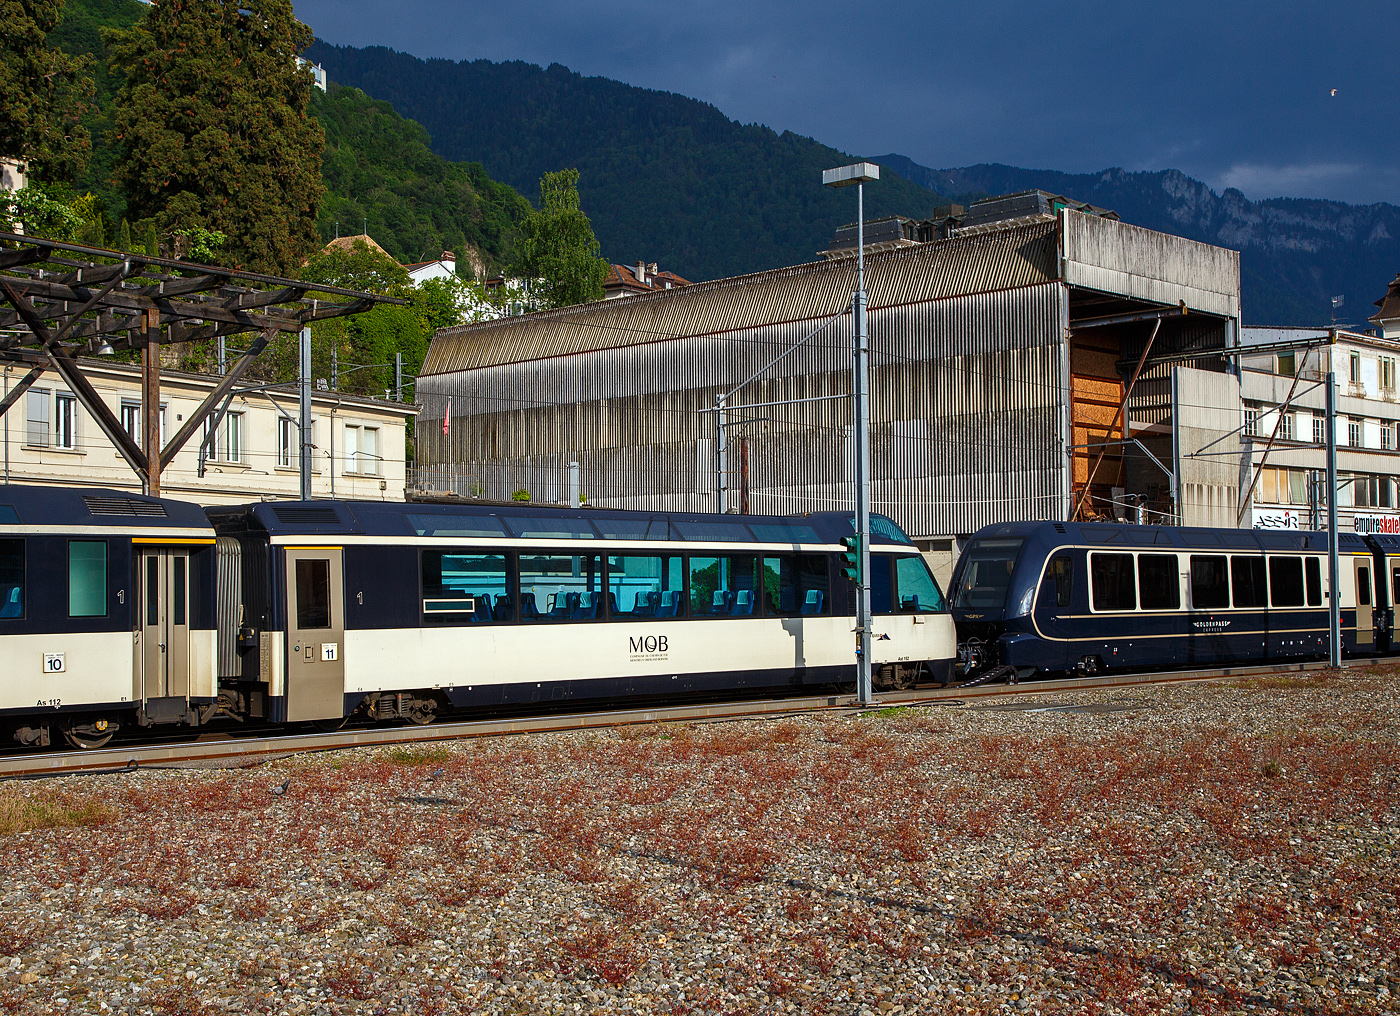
1 359 417 505
1239 325 1400 534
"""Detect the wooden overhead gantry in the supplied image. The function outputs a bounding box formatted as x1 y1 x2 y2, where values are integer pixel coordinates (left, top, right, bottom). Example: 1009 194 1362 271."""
0 232 401 496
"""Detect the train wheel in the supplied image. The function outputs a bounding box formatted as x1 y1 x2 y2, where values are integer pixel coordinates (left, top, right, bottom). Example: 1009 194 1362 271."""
61 717 116 751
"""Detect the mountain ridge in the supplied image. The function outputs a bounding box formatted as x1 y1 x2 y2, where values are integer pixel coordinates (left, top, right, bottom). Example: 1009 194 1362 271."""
875 156 1400 326
304 41 954 284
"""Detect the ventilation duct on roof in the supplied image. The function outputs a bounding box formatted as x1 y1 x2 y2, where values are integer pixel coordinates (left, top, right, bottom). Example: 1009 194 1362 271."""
270 504 342 525
84 496 168 517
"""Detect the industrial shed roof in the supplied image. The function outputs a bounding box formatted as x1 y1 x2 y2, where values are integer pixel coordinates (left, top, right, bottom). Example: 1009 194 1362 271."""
423 220 1060 375
423 209 1241 377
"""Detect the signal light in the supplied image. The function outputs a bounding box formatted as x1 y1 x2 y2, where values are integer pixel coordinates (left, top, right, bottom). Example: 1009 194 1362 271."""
839 535 861 582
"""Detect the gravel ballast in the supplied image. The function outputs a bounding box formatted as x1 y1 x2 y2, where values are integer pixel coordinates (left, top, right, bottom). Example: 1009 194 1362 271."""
1 669 1397 1014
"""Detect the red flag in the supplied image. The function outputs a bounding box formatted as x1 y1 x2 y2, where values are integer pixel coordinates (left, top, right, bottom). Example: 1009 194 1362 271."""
442 396 451 437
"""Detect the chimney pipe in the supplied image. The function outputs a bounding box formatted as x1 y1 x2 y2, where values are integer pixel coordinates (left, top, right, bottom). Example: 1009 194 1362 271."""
635 261 647 285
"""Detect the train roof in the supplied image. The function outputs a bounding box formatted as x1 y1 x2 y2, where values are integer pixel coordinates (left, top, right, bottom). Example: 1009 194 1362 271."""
0 484 213 533
206 499 917 548
964 520 1367 553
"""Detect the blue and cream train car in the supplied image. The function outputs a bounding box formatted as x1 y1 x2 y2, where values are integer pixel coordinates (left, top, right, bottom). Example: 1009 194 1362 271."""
205 500 956 725
947 521 1386 677
0 485 218 748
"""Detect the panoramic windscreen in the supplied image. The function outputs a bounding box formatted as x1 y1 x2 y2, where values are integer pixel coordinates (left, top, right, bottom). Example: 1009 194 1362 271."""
950 538 1024 610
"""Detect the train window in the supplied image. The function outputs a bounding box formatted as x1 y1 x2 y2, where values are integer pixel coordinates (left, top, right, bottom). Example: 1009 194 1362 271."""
504 516 598 540
406 514 506 539
750 523 819 544
762 555 830 616
1231 557 1268 609
173 557 186 626
673 520 757 543
1393 569 1400 607
1138 554 1180 610
0 538 23 619
421 551 509 622
607 556 685 618
594 519 664 541
1358 567 1372 606
1190 556 1230 609
869 555 893 614
68 540 108 618
146 556 159 626
1046 555 1073 609
951 538 1023 610
1090 553 1136 611
689 556 759 616
1306 558 1322 606
295 559 331 629
895 555 944 612
519 553 602 620
1268 558 1305 607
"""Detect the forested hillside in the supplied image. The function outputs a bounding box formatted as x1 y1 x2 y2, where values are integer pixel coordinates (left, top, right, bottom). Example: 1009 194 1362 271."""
44 0 531 276
878 156 1400 327
304 42 952 282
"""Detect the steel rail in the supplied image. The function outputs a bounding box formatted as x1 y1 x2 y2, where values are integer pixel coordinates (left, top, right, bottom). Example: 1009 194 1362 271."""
1 656 1384 780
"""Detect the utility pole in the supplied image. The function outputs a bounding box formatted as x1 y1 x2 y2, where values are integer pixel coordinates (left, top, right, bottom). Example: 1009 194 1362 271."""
714 393 727 513
299 326 312 500
1326 369 1341 667
823 161 880 706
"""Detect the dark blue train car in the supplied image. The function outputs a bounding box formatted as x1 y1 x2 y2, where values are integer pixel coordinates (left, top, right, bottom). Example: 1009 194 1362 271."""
947 521 1375 677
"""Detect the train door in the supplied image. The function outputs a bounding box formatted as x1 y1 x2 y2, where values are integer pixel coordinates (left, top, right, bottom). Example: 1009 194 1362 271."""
1390 556 1400 651
134 548 191 703
283 548 345 721
1354 556 1373 647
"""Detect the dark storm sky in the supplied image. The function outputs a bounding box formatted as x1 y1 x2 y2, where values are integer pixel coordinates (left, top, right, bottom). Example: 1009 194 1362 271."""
292 0 1400 206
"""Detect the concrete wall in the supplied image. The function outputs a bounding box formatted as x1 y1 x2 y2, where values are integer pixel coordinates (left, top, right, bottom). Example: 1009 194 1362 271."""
1174 366 1245 527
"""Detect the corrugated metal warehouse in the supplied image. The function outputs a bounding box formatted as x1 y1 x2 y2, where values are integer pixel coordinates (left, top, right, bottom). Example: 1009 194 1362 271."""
415 202 1243 569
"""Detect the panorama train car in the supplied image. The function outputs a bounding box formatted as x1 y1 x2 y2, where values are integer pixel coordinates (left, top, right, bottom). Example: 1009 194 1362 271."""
947 520 1384 678
205 500 956 725
0 485 218 749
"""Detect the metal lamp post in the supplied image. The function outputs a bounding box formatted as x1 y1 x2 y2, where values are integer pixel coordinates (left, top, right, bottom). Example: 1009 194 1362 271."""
823 161 879 706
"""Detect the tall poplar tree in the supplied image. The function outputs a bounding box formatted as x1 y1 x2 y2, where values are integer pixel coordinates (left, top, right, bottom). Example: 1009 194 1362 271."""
0 0 92 182
509 169 609 309
107 0 324 273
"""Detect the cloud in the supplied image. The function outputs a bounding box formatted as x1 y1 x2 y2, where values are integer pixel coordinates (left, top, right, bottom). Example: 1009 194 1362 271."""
1215 163 1382 201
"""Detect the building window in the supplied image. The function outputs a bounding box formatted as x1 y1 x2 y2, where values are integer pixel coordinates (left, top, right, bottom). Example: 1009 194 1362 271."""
1243 405 1260 437
1312 413 1325 444
1349 417 1363 448
1351 352 1362 384
1384 357 1397 391
223 411 243 463
344 424 380 475
1281 412 1294 441
119 401 167 446
54 394 76 449
1276 352 1296 376
25 389 49 447
1383 422 1395 451
278 416 295 468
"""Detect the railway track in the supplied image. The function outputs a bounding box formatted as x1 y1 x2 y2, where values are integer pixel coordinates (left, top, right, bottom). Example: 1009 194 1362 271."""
2 656 1384 780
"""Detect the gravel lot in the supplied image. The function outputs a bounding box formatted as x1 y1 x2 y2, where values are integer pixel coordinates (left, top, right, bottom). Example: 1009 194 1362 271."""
0 668 1397 1015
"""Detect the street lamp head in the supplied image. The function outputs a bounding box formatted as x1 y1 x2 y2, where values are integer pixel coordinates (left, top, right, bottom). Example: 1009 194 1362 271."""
822 163 880 188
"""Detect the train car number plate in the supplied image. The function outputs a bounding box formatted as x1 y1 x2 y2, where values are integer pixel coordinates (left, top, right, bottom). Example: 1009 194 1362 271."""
43 653 65 674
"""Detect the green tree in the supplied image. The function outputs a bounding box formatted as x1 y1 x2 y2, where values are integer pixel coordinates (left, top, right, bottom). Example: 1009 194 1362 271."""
509 168 609 310
0 0 92 182
107 0 324 274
